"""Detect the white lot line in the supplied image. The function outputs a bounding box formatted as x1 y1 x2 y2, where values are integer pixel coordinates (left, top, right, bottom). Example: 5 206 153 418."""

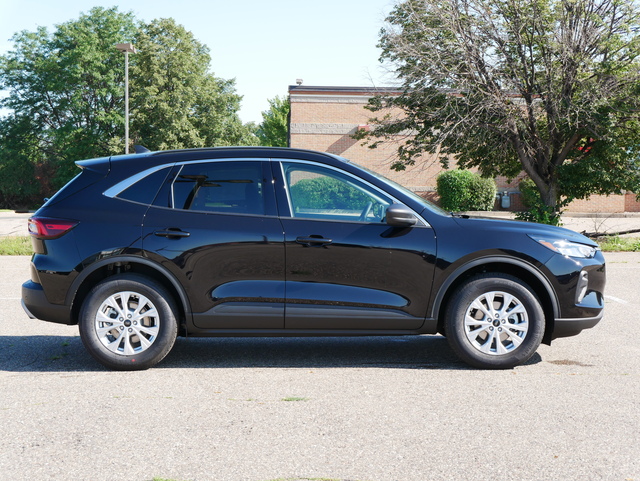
605 294 629 304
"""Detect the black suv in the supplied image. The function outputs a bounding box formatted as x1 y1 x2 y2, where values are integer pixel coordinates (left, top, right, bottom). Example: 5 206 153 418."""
21 147 605 370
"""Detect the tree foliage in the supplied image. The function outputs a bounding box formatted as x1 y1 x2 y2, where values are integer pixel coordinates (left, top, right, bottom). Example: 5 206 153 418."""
0 117 43 208
130 18 256 150
361 0 640 215
0 7 136 204
256 96 290 147
0 7 256 208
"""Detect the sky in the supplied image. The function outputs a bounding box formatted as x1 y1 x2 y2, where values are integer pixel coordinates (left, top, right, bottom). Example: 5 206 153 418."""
0 0 397 124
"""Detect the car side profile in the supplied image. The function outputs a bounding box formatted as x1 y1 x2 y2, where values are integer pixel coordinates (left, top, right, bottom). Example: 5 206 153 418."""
21 147 605 370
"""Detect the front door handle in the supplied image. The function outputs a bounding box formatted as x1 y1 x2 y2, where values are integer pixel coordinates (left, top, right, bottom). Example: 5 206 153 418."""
154 229 191 239
295 235 332 247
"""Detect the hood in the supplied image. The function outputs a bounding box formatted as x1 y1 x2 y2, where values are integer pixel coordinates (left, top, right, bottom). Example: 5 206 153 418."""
451 214 598 247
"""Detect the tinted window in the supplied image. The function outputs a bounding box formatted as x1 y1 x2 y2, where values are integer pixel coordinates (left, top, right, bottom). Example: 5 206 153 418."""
117 167 171 205
282 162 391 223
172 161 265 215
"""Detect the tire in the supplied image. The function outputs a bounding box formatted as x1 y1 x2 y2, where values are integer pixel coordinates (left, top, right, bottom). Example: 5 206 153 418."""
445 273 545 369
78 274 178 371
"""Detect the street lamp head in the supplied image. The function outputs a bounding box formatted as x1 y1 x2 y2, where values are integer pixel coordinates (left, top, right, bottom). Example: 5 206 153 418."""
115 43 136 54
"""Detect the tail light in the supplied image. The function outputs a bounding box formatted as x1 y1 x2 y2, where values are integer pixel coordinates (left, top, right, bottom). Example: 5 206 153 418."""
28 217 78 239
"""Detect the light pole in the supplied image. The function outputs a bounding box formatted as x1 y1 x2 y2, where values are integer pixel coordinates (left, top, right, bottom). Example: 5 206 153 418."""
116 43 136 154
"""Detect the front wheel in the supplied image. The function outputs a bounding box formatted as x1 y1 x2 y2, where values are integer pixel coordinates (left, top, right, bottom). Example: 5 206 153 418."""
445 274 545 369
79 274 178 371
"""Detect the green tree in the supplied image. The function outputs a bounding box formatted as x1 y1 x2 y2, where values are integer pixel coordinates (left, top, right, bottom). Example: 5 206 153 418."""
130 18 257 150
0 7 137 200
360 0 640 218
256 96 290 147
0 8 256 208
0 117 43 208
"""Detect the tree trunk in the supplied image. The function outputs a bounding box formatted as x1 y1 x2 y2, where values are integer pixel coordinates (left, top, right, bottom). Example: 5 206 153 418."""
539 182 558 212
513 144 560 214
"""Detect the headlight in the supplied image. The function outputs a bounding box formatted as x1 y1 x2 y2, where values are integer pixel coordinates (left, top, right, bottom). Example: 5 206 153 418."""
530 236 598 258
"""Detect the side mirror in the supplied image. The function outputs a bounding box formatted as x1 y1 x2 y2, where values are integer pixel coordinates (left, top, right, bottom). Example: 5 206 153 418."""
385 204 417 227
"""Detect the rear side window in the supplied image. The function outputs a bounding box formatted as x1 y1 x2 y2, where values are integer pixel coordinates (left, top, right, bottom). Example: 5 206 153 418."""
117 167 171 205
170 161 265 215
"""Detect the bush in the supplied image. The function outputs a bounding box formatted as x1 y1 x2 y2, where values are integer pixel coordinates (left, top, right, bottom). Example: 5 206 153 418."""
468 175 498 211
436 170 497 211
515 178 562 226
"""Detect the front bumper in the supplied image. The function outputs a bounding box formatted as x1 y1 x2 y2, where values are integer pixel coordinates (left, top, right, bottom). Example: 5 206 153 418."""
543 249 606 339
552 312 603 340
21 280 73 325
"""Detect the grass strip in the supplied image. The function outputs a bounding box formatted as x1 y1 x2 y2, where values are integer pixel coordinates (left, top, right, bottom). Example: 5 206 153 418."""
596 236 640 252
0 236 32 255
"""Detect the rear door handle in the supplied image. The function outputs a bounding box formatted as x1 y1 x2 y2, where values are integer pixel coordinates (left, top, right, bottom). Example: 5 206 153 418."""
154 229 191 238
295 236 332 247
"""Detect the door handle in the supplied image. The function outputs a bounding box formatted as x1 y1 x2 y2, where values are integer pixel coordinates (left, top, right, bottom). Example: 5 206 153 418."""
154 229 191 238
295 236 332 247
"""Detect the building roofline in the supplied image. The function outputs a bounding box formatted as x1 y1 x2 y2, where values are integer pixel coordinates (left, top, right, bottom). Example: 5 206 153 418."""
288 85 402 95
288 85 529 98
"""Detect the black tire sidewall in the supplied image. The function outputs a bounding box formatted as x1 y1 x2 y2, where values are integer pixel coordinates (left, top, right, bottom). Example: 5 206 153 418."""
79 274 178 371
445 274 545 369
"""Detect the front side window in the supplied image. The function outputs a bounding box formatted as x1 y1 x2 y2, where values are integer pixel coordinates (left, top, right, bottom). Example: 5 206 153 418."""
282 162 392 223
171 161 265 215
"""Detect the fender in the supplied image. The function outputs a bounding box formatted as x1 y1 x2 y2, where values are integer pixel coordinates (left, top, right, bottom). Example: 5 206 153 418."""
429 255 560 320
66 255 192 318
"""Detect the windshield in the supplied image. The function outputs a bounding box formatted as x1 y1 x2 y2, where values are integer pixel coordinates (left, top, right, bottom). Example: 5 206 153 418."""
353 161 449 215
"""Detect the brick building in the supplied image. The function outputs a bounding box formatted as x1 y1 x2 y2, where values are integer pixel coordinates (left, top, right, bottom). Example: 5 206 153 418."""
288 84 640 213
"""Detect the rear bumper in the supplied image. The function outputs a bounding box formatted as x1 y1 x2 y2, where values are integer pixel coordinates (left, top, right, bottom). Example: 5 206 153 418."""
21 280 73 325
552 312 603 340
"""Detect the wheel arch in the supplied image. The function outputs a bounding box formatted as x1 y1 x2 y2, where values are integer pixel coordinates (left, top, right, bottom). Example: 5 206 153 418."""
67 256 191 327
432 256 559 345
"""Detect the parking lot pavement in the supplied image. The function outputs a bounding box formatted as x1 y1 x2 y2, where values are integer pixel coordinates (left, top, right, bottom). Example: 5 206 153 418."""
1 253 639 481
0 212 31 236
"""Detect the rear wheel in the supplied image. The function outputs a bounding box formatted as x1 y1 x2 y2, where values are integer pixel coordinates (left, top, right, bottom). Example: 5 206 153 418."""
79 274 178 371
445 274 545 369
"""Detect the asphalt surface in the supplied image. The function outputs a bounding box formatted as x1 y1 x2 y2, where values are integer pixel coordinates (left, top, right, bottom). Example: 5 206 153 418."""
1 253 639 481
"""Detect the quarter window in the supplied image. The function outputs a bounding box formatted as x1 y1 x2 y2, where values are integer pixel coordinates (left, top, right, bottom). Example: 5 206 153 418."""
116 167 171 205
